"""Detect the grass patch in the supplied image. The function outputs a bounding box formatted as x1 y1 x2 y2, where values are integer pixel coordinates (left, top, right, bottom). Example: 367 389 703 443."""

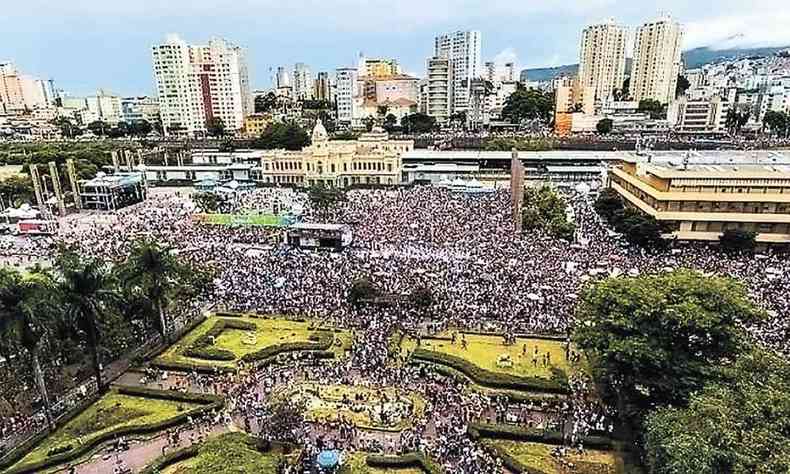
155 314 354 370
10 391 202 470
275 383 426 432
338 453 426 474
418 334 573 380
155 433 291 474
486 440 628 474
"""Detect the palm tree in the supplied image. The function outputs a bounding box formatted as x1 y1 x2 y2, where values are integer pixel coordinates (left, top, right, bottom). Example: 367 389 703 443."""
0 268 58 429
57 259 117 392
118 239 186 342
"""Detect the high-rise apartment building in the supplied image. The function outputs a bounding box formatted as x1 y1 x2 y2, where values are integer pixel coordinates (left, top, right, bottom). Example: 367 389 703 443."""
152 34 252 137
631 17 683 104
0 62 54 111
293 63 313 101
425 57 453 123
578 20 627 102
357 55 401 79
336 68 358 125
314 72 332 102
434 30 482 114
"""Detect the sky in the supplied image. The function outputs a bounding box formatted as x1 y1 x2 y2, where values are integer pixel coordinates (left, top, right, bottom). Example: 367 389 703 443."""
2 0 790 96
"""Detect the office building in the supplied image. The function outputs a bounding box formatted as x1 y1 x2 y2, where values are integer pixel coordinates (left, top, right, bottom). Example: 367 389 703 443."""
336 68 358 125
631 17 684 104
426 57 453 123
578 20 628 102
609 151 790 243
243 113 272 138
293 63 313 101
152 34 252 137
667 90 733 134
434 30 482 113
86 89 123 124
275 66 291 89
357 55 400 79
121 96 160 123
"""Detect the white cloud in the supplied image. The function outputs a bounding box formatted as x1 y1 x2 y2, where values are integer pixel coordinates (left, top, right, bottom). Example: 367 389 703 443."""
493 47 519 67
684 11 790 50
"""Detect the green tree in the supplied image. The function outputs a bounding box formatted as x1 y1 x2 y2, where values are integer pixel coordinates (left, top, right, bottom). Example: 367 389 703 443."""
348 278 378 307
521 186 575 239
254 92 279 114
675 75 691 98
253 123 310 150
644 349 790 474
129 120 153 137
574 270 764 432
400 113 437 134
362 116 375 132
617 210 665 249
594 188 625 222
117 239 191 341
57 257 119 392
763 110 789 136
596 118 614 134
638 99 666 119
0 174 35 206
383 114 398 132
500 85 554 124
718 228 757 254
307 184 347 219
0 268 58 429
87 121 109 136
410 286 434 308
206 117 226 137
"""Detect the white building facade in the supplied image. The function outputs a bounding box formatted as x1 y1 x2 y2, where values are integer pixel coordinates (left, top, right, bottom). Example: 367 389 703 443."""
434 30 482 114
336 67 358 126
152 34 252 137
631 17 684 104
578 20 628 102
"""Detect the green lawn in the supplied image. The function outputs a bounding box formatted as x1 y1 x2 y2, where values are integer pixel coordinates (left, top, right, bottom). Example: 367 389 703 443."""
338 453 425 474
13 391 201 468
156 315 354 368
161 433 288 474
276 383 426 432
488 440 628 474
407 333 574 380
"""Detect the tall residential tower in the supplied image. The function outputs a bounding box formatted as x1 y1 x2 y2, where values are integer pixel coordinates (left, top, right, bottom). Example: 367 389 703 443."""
434 30 482 114
152 34 252 137
631 17 683 104
578 20 628 102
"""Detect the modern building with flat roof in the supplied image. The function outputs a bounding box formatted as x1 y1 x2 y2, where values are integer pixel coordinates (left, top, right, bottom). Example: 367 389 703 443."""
608 150 790 243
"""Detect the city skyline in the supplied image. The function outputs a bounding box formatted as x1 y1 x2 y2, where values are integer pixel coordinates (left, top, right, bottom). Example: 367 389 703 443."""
2 0 790 96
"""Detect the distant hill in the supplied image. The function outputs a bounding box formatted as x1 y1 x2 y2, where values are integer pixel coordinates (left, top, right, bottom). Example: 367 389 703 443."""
520 46 790 82
682 45 790 68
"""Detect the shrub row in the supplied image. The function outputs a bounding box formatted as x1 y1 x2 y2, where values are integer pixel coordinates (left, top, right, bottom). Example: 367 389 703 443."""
2 387 223 474
366 453 443 474
240 330 334 364
468 423 614 450
150 357 237 374
410 349 570 394
183 318 257 361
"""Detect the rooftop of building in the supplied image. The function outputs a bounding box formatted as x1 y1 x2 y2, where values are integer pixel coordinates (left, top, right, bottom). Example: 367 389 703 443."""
622 150 790 177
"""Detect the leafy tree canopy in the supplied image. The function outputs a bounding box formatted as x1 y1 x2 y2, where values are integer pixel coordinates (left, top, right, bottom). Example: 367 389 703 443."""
644 348 790 474
574 270 764 423
501 86 554 124
252 122 310 150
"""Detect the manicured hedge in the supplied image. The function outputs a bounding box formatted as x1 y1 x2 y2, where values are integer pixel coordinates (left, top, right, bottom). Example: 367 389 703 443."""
366 453 443 474
411 349 570 394
1 387 222 474
183 318 257 361
468 423 614 450
240 330 334 364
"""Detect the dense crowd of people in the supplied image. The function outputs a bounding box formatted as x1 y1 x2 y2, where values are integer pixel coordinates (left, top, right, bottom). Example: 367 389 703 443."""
1 183 790 472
